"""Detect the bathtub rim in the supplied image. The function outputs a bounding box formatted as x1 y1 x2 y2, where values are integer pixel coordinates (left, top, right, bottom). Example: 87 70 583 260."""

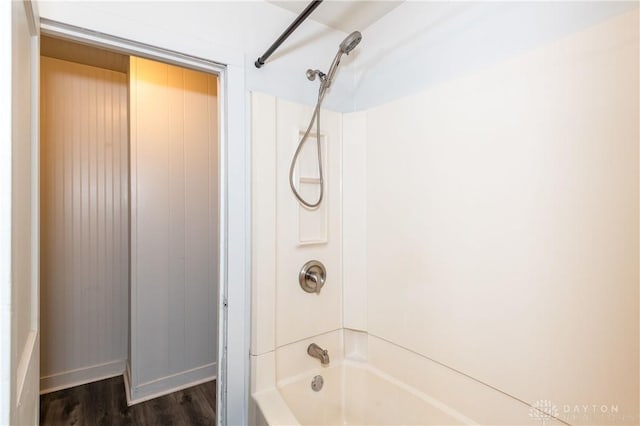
254 358 477 426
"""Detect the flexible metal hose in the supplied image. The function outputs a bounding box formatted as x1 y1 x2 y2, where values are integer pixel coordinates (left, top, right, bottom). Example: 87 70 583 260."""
286 31 361 208
289 84 327 209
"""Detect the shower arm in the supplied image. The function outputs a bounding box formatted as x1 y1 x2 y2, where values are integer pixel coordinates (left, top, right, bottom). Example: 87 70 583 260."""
255 0 323 68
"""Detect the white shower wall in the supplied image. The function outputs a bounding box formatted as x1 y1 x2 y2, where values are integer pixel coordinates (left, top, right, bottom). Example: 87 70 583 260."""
274 99 343 347
40 57 129 392
250 92 343 380
345 9 639 425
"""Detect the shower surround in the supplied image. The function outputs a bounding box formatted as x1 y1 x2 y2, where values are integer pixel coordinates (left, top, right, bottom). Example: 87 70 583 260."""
248 91 565 425
250 8 638 426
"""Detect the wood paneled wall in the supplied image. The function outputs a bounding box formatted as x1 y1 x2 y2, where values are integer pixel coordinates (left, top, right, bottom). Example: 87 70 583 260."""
40 57 129 392
128 56 218 403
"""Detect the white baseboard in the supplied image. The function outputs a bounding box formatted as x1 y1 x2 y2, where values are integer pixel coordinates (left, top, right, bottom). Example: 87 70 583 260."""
126 362 216 406
40 359 126 394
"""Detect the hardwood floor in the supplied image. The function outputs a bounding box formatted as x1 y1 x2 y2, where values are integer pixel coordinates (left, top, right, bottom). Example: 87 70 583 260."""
40 376 216 426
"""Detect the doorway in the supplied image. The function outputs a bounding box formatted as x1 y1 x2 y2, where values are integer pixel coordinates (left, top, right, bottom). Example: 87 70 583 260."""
39 35 220 423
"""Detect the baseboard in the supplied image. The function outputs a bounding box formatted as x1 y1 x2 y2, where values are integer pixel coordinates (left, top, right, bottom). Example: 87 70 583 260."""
40 359 126 394
127 362 216 406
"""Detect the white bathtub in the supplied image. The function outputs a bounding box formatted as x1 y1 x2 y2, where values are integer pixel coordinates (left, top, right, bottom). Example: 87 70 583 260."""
252 332 560 426
250 330 476 425
274 360 471 425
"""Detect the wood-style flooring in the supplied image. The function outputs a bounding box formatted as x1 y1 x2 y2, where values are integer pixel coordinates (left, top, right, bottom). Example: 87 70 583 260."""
40 376 216 426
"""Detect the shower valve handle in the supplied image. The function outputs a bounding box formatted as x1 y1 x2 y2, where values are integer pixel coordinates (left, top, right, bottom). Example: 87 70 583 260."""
299 260 326 294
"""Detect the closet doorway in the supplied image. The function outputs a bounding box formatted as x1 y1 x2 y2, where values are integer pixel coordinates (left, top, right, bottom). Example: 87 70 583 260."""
39 35 220 423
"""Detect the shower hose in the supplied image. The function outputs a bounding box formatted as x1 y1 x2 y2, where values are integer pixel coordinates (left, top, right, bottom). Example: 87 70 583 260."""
289 84 328 209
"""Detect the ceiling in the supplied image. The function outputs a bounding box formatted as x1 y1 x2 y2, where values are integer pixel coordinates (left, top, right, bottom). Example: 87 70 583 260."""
268 1 404 33
41 36 129 73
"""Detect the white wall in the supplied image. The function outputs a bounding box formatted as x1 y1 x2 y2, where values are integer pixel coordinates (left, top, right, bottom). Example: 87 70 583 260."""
36 1 356 113
40 57 129 393
129 56 218 403
358 9 639 425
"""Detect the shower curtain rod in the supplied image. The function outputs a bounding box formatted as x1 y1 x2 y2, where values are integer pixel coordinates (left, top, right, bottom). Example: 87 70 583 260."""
255 0 323 68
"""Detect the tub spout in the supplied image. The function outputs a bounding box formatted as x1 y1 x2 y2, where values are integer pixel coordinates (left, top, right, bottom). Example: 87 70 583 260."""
307 343 330 365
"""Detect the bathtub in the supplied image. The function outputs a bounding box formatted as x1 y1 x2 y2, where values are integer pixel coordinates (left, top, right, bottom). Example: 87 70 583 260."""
251 330 552 426
250 329 476 426
274 360 471 425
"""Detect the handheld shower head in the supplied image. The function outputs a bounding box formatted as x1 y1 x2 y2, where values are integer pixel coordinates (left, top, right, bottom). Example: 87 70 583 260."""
291 30 363 209
340 31 362 55
323 30 362 90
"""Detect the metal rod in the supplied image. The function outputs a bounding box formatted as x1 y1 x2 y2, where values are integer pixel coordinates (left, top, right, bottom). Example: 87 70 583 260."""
255 0 323 68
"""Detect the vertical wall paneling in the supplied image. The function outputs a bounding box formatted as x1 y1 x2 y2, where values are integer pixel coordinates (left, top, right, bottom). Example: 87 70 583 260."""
40 57 129 392
129 56 218 403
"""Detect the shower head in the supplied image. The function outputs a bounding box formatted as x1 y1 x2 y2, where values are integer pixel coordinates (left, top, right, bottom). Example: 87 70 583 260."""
293 31 363 209
322 30 362 90
339 31 362 55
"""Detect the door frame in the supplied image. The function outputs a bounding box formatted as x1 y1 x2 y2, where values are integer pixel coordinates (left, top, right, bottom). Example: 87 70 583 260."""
2 1 41 424
38 19 249 426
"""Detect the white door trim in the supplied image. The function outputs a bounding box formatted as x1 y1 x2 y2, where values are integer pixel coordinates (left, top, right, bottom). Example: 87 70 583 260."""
0 2 13 424
38 19 249 426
